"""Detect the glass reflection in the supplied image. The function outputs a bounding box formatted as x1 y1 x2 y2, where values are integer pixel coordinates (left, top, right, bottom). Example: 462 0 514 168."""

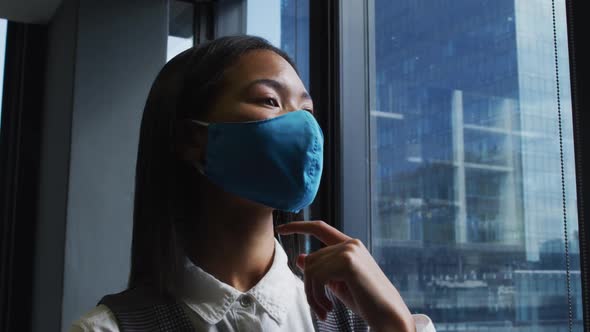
369 0 581 330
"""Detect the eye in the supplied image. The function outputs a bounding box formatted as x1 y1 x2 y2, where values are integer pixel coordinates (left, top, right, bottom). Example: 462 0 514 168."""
262 98 280 107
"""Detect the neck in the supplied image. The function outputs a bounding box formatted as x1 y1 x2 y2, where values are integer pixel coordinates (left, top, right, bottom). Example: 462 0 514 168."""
184 180 276 293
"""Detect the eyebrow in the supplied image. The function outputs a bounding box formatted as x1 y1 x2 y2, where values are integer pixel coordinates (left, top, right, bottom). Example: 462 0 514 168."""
244 78 313 102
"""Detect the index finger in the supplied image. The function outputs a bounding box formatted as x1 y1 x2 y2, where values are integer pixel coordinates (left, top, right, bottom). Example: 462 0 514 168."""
275 220 352 246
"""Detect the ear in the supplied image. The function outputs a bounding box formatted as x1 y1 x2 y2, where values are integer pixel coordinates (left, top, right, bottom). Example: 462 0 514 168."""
175 119 207 168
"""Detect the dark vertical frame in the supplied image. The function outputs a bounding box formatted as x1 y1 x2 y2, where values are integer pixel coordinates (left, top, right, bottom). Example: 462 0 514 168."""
0 22 47 332
309 0 340 250
565 0 588 329
309 0 372 248
193 0 215 44
170 0 214 45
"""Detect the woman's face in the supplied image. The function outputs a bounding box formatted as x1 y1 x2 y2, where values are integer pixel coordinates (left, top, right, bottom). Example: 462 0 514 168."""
180 49 315 207
206 49 314 122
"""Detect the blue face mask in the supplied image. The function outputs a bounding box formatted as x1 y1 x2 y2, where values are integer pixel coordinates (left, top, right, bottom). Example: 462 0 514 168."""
191 110 324 213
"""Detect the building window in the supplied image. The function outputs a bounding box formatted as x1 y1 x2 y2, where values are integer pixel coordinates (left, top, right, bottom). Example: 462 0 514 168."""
279 0 309 88
367 0 581 330
246 0 309 87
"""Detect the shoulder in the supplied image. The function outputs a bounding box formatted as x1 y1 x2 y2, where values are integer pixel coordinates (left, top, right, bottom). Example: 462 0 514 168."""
69 285 163 332
413 313 437 332
99 284 173 311
69 304 119 332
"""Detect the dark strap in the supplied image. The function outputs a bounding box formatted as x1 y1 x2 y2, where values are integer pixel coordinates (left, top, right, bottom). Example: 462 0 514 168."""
98 285 368 332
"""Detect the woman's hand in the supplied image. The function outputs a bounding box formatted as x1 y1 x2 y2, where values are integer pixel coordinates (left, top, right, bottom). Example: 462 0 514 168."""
275 220 416 332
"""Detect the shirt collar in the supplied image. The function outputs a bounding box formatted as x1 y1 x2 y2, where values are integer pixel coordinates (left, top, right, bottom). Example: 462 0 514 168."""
180 237 299 326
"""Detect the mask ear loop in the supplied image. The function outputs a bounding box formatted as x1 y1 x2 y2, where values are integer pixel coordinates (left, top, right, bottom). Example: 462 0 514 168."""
191 119 210 127
273 214 285 249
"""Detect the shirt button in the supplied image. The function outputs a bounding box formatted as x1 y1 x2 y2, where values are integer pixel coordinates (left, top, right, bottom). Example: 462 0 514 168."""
239 294 253 307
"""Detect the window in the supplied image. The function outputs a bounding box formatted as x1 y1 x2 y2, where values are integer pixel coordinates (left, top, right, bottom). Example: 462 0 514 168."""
365 0 581 331
279 0 310 88
168 1 194 62
246 0 309 87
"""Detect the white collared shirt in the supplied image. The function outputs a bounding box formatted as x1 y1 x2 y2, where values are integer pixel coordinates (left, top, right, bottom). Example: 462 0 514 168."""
70 237 436 331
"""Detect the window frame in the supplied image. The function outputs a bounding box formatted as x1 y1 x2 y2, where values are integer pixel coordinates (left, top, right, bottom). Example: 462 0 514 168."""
308 0 340 235
333 0 589 329
336 0 372 247
565 0 589 328
0 21 47 331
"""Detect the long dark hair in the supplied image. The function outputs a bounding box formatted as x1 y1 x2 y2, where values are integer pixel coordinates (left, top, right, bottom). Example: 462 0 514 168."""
128 35 305 296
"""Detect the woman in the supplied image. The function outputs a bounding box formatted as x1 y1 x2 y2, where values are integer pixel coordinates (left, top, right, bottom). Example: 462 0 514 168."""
71 35 435 332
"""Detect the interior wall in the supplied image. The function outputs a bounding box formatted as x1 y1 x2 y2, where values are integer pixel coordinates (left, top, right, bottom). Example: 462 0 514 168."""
32 0 77 330
32 1 168 331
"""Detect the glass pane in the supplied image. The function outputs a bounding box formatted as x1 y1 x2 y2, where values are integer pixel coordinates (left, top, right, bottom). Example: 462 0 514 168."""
279 0 310 88
167 1 194 62
368 1 581 331
247 0 310 87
